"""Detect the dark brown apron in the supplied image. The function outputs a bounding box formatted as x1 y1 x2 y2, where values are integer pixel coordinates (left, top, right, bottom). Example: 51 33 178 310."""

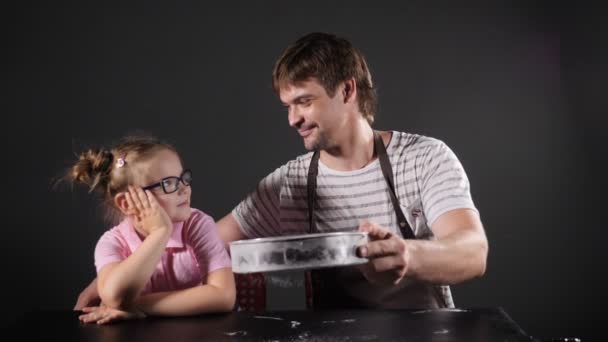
305 131 447 309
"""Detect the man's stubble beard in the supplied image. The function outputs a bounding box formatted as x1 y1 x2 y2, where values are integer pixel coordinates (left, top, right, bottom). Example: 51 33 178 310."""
304 128 330 151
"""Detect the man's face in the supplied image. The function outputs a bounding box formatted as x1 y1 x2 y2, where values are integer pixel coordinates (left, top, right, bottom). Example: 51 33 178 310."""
279 78 348 151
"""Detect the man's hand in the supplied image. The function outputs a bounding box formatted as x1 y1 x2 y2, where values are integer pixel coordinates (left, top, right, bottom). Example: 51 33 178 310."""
78 303 145 325
356 220 411 286
358 209 488 286
74 278 101 310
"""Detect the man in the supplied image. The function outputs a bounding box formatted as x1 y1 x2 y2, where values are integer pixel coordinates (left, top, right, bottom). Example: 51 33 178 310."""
75 32 488 310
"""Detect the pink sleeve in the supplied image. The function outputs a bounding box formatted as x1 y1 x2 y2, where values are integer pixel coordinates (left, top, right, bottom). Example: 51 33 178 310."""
185 210 232 276
94 229 129 273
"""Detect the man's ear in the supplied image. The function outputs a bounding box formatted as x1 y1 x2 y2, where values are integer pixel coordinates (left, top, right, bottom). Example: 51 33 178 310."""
114 192 134 216
342 78 357 103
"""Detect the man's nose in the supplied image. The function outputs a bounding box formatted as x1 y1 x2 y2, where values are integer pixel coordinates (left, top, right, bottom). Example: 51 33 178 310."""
288 107 303 127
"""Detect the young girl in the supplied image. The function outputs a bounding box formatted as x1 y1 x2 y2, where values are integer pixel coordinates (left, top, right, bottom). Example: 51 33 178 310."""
66 135 235 324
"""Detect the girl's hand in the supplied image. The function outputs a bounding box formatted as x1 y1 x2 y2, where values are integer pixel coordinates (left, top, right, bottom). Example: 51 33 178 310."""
125 186 173 236
73 278 100 310
79 303 146 325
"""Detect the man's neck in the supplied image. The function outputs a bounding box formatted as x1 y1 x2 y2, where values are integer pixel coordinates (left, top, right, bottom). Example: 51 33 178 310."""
320 119 376 171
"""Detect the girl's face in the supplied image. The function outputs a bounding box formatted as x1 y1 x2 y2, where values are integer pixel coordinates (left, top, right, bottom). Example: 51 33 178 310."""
134 149 192 223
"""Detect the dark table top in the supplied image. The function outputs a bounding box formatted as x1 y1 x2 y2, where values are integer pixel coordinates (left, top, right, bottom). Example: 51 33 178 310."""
7 307 536 341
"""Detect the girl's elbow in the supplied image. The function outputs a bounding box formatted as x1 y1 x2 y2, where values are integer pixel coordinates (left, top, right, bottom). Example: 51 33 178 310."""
222 286 237 312
476 258 487 278
475 240 489 278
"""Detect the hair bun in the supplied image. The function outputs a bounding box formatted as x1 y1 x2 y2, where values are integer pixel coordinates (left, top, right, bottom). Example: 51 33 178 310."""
99 150 114 173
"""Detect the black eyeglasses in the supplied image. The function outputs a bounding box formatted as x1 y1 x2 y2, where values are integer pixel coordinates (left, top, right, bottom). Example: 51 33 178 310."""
142 169 192 194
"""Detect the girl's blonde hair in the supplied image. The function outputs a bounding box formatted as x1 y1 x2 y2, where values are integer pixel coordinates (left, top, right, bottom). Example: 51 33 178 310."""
65 134 177 223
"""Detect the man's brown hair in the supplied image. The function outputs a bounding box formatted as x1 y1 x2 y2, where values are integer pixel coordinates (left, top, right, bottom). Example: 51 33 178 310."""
272 32 377 124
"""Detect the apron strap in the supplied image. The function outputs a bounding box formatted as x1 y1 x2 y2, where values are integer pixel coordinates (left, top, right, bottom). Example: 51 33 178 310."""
306 130 446 308
307 131 415 238
307 149 320 233
373 131 416 239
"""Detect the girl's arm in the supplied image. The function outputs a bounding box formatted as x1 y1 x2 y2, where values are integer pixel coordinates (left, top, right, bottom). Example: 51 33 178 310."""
98 186 173 309
97 228 170 309
136 267 236 315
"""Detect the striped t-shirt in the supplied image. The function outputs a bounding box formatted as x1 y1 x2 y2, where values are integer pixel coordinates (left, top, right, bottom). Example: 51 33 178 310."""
233 131 478 308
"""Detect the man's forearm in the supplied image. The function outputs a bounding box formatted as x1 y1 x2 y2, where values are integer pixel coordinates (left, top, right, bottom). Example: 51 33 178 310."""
407 228 488 285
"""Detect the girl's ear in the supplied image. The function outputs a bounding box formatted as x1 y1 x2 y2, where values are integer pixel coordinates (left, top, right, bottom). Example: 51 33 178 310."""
114 192 135 216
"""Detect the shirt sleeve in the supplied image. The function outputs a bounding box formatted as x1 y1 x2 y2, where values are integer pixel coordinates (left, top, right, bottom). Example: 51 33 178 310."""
231 164 287 238
94 229 129 273
185 210 232 277
418 139 478 226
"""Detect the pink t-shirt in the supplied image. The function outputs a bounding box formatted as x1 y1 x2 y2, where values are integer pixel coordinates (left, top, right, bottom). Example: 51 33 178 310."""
94 209 231 294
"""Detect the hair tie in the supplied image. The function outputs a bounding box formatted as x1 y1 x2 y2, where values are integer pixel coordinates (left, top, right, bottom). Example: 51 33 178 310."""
115 154 127 168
